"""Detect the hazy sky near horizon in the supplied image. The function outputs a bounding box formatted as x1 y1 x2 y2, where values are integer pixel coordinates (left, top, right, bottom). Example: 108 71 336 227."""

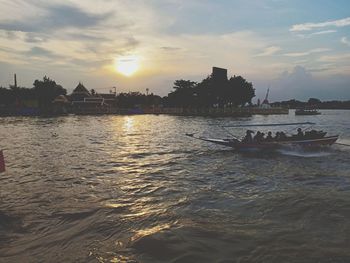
0 0 349 101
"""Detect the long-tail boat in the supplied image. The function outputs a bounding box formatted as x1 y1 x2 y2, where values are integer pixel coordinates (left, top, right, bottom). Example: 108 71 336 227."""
186 122 338 151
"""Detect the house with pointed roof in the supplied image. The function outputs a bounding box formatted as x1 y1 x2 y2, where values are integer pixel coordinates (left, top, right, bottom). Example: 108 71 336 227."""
68 82 117 114
70 82 91 101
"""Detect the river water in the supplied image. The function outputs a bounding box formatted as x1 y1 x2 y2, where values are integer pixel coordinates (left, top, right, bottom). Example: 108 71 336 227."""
0 110 350 263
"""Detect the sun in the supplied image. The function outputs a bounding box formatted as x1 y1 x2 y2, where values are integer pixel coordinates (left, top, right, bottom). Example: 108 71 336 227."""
115 56 139 77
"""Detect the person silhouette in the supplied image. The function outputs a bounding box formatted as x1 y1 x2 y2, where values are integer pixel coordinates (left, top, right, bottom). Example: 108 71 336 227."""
243 130 254 143
297 128 304 138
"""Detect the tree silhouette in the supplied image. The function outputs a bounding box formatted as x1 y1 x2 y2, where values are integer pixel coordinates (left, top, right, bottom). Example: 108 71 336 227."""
167 80 197 107
33 76 66 113
116 92 162 108
227 76 255 106
307 98 321 106
165 75 255 108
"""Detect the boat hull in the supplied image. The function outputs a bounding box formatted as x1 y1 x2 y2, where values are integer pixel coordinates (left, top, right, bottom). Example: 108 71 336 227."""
295 112 321 115
295 110 321 115
234 136 338 150
188 134 339 151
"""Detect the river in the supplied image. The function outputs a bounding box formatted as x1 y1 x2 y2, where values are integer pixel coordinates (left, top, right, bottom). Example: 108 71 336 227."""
0 110 350 262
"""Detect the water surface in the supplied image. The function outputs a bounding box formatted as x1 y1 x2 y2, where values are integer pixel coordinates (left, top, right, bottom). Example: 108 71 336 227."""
0 110 350 262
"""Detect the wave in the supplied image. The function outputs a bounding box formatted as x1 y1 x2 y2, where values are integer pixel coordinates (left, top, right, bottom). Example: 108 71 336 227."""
277 148 332 158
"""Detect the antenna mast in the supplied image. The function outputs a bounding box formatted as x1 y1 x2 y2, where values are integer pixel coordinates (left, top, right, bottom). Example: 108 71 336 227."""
264 88 269 101
14 74 17 88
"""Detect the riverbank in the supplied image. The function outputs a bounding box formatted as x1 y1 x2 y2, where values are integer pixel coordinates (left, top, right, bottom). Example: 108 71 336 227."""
0 106 288 117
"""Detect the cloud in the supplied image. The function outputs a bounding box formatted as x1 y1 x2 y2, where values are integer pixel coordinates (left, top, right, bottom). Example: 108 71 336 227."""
24 47 61 59
310 30 337 35
290 17 350 32
341 37 350 46
284 48 331 57
295 30 337 39
160 46 182 52
25 33 48 43
4 31 18 40
256 46 281 57
64 33 108 42
319 53 350 63
0 3 113 33
271 66 350 100
0 0 348 99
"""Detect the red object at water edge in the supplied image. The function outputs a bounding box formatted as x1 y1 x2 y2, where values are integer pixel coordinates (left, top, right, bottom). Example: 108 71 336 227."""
0 150 5 173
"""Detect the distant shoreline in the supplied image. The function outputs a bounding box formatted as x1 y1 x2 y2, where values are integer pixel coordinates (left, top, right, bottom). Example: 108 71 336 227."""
1 107 349 118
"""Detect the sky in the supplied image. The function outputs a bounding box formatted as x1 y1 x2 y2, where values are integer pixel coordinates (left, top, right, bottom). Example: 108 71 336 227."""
0 0 349 101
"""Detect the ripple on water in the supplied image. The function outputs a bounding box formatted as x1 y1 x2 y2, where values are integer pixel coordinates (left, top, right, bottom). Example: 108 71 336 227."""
0 113 349 262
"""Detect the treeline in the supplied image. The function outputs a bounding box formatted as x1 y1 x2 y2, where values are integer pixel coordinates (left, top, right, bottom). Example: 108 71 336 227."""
117 92 162 108
164 75 255 108
1 74 349 115
0 76 66 114
0 73 255 113
271 98 350 109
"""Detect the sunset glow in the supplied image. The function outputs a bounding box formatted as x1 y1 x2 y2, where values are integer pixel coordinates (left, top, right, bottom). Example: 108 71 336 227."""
0 1 349 100
115 56 139 77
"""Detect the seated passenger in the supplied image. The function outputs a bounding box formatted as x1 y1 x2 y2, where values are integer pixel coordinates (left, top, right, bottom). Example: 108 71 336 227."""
275 132 280 140
279 131 287 140
242 130 254 143
266 131 273 141
253 131 261 142
260 132 265 141
297 128 304 138
254 131 265 142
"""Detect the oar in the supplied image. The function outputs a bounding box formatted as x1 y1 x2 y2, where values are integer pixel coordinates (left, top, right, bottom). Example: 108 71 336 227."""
0 150 5 173
335 142 350 147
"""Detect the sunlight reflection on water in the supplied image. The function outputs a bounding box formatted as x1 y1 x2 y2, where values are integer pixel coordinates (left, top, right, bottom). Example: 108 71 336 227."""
0 110 349 262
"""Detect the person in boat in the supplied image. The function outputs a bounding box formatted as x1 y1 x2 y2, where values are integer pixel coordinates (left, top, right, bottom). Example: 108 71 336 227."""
266 131 273 141
275 132 280 140
260 132 265 141
242 130 254 143
279 131 287 140
304 129 326 139
275 131 287 141
297 128 304 138
254 131 265 142
253 131 260 142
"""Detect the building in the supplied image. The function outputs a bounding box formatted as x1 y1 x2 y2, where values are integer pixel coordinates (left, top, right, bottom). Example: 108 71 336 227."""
70 82 91 101
52 95 69 114
71 97 112 114
69 83 116 114
212 67 228 82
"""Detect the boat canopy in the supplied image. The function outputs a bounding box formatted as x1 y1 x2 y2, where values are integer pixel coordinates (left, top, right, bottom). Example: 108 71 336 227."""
223 122 315 128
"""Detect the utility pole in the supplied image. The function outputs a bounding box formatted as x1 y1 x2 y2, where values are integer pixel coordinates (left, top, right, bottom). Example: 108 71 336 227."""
14 73 17 88
110 86 117 95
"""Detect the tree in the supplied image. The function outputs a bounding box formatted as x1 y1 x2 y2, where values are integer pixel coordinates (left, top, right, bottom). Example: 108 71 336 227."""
307 98 321 105
173 80 197 91
227 76 255 106
166 80 197 107
33 76 66 113
195 76 216 107
166 75 255 108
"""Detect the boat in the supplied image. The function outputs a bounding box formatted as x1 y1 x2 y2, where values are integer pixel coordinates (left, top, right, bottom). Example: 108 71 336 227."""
295 108 321 115
186 122 338 151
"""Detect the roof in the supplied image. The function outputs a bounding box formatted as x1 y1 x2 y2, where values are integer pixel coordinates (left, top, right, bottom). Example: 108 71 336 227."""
72 83 90 95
